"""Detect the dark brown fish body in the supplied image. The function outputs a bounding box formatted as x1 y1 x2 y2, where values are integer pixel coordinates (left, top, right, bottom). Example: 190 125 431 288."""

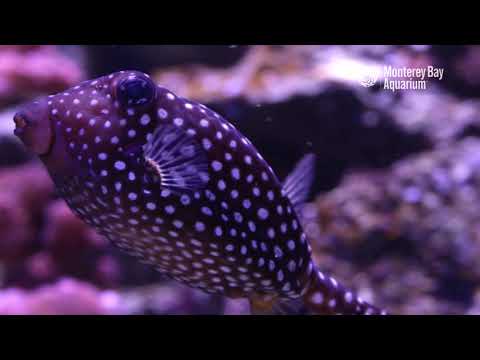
14 71 385 314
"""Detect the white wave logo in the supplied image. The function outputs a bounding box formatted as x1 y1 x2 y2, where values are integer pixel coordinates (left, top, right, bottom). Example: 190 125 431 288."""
359 70 378 87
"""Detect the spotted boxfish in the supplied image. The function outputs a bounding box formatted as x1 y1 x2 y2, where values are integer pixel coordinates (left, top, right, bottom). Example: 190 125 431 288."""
13 70 385 315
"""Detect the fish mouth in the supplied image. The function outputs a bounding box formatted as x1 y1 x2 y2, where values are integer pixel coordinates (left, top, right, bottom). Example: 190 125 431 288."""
13 99 55 157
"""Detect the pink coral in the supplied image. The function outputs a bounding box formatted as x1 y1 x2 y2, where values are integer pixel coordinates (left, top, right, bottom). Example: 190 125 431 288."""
0 163 54 261
0 45 83 105
0 278 123 315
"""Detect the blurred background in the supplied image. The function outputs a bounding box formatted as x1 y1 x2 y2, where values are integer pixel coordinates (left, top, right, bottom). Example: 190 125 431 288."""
1 45 480 314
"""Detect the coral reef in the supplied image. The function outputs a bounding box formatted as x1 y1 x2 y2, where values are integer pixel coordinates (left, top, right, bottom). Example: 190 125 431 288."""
87 45 250 77
305 138 480 314
0 278 123 315
0 163 53 262
0 45 84 106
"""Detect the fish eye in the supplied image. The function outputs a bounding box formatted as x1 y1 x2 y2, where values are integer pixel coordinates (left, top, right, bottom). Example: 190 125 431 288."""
117 76 156 107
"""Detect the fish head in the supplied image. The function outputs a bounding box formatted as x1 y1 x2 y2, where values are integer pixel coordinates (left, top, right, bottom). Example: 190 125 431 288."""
13 70 159 175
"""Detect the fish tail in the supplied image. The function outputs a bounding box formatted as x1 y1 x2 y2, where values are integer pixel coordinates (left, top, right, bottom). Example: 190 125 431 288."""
249 264 387 315
300 265 387 315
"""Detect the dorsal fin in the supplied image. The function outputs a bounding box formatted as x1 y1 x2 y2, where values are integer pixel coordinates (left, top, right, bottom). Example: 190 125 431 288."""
282 153 316 215
142 124 210 192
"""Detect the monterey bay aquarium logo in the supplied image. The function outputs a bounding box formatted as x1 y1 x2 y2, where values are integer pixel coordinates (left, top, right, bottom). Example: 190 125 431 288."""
360 66 444 92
